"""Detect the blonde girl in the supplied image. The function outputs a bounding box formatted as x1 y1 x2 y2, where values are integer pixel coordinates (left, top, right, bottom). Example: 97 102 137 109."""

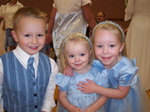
55 33 109 112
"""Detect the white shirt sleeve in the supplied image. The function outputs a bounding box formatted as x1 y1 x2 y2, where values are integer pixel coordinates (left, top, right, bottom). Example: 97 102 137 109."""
0 59 3 112
124 0 135 21
42 58 58 112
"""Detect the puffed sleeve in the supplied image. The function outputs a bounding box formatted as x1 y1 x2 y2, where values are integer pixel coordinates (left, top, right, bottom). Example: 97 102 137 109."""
124 0 135 21
119 59 138 86
81 0 92 6
55 73 71 91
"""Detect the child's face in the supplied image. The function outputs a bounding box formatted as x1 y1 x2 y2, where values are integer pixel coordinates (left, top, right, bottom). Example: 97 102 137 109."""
65 41 91 73
12 17 46 55
94 29 124 69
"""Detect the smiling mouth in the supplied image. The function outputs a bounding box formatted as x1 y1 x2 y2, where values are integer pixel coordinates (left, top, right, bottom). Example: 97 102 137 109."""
102 56 111 60
75 63 82 67
29 46 39 50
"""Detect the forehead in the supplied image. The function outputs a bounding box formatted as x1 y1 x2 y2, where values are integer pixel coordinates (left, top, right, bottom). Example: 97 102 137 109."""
97 12 103 16
17 16 45 26
94 29 119 41
65 40 89 52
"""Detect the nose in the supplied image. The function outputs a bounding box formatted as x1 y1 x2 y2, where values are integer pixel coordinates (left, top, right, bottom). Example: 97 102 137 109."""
103 46 108 53
32 36 38 43
75 56 80 62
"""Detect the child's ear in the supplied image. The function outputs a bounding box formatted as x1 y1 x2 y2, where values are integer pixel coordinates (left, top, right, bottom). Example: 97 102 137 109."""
120 43 124 52
11 30 18 42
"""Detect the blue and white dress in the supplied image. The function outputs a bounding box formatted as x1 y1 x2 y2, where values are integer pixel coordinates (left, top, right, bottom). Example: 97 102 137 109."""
93 56 150 112
56 66 109 112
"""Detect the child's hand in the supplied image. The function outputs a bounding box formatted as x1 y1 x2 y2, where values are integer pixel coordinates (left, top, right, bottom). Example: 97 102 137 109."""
68 106 83 112
63 66 73 77
77 79 99 93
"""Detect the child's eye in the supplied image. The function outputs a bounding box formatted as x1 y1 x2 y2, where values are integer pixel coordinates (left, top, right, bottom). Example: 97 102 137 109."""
110 44 115 48
69 55 74 58
97 45 102 48
80 53 85 56
37 34 44 38
24 34 30 37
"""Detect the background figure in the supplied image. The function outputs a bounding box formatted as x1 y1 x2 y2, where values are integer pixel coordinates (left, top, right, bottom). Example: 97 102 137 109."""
0 5 6 55
0 0 23 51
95 11 106 23
86 11 106 37
124 0 150 90
46 0 96 61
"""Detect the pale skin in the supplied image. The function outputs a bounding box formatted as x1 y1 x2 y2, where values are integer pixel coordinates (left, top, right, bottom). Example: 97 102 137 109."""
59 40 107 112
46 3 96 44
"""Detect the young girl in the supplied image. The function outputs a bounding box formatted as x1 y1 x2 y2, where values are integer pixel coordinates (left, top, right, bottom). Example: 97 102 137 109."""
55 33 108 112
77 21 150 112
46 0 96 57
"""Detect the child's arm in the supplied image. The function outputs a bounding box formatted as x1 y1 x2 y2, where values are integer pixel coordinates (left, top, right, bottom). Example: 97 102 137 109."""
46 7 57 45
84 95 107 112
59 91 83 112
78 79 130 99
81 4 96 31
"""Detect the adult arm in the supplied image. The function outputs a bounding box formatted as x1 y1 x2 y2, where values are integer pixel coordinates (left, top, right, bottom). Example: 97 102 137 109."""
46 7 57 45
82 4 96 31
41 58 58 112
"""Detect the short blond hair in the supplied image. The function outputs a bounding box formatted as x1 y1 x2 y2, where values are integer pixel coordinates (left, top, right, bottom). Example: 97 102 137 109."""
59 33 93 71
12 6 46 30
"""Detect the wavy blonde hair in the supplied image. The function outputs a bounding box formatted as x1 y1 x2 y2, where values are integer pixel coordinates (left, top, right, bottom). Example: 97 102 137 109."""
58 33 93 71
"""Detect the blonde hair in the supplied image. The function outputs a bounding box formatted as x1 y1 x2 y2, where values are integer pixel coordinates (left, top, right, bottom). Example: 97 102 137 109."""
12 6 46 30
92 21 127 56
59 33 93 71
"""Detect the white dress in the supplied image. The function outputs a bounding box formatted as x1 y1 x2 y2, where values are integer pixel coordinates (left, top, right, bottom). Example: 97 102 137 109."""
52 0 91 56
124 0 150 90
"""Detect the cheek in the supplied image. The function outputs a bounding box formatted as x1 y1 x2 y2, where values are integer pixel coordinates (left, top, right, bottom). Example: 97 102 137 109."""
94 47 101 55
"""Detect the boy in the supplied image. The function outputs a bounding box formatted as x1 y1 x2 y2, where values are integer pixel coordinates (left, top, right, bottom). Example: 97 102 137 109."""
0 6 58 112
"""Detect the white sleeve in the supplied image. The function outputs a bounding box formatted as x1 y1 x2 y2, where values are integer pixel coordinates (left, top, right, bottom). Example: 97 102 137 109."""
42 58 58 112
124 0 135 21
81 0 92 6
0 59 3 112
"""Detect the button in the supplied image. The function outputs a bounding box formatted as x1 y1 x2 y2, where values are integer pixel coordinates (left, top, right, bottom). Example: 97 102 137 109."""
34 93 37 96
32 82 35 86
35 105 38 108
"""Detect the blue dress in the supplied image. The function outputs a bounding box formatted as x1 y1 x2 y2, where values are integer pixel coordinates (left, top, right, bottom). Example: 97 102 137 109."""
56 66 109 112
93 56 150 112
